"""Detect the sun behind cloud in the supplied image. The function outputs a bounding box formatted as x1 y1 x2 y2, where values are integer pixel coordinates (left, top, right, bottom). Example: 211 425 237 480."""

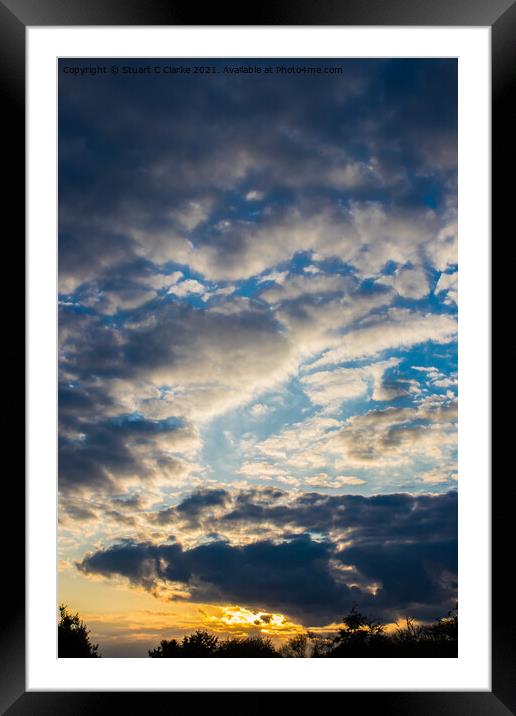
204 606 304 637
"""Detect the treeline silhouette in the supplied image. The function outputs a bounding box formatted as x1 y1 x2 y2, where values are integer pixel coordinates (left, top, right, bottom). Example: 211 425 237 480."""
58 604 457 658
58 605 100 657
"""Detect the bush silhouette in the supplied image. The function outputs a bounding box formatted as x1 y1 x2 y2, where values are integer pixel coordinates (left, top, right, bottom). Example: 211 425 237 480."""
389 605 458 657
148 638 183 658
58 604 99 657
216 636 280 657
279 633 310 658
149 631 280 657
149 629 218 657
280 632 334 658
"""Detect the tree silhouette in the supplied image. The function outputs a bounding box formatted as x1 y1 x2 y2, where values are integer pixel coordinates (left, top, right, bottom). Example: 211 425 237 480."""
58 604 100 657
148 638 182 658
149 629 218 657
329 606 390 657
216 636 280 657
181 629 219 656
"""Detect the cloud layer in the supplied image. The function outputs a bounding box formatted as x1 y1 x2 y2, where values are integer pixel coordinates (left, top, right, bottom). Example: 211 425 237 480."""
78 488 457 625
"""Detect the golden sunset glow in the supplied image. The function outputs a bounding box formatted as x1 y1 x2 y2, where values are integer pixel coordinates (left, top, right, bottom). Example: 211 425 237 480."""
204 606 304 637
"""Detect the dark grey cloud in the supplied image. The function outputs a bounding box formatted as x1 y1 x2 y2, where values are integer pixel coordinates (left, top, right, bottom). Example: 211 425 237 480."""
156 488 231 526
176 489 230 517
79 533 362 625
59 405 193 493
336 539 457 617
111 494 144 509
79 489 457 624
220 489 458 542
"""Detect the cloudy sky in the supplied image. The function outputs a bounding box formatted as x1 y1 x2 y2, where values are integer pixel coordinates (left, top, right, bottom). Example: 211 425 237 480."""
58 58 457 656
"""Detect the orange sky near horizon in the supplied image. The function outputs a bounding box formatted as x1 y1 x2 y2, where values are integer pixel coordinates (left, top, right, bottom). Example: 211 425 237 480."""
59 568 413 657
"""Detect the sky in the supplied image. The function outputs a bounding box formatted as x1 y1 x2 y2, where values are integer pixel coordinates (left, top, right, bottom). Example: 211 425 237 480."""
58 58 458 657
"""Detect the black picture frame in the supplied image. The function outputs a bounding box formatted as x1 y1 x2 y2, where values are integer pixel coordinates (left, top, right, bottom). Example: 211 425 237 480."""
2 0 509 711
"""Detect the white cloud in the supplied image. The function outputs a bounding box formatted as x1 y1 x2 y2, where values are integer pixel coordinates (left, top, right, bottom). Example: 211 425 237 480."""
277 291 394 364
146 271 183 290
245 190 265 201
249 403 271 418
420 468 453 484
425 207 457 272
173 199 212 231
378 265 430 300
261 273 351 304
435 270 458 305
310 309 457 369
168 279 206 297
304 474 365 488
201 285 235 301
257 270 288 285
301 358 400 413
412 365 457 390
239 462 288 479
328 401 457 468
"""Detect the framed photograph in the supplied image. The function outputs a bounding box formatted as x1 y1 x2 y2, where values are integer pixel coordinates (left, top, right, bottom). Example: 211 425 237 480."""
3 0 510 710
